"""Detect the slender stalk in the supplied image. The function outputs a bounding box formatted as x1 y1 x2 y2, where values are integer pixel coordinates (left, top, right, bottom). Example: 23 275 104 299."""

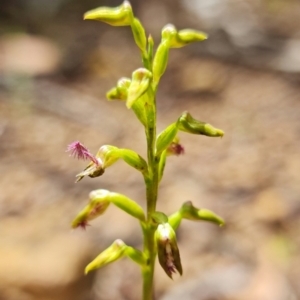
142 73 159 299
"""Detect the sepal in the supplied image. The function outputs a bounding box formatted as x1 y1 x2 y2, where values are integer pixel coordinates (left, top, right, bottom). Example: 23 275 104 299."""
84 1 133 26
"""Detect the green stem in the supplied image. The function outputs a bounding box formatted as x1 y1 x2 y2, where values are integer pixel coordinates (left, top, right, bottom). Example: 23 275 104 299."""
142 87 158 299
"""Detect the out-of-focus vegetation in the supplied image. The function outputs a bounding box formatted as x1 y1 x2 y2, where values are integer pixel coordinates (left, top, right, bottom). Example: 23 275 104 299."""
0 1 300 299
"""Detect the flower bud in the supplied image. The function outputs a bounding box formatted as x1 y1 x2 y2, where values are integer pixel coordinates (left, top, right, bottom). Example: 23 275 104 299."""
71 191 110 229
181 201 225 226
155 223 182 278
85 239 126 274
106 77 131 101
131 18 147 52
152 41 169 87
169 29 208 48
127 68 152 108
178 111 224 137
161 24 177 43
84 1 133 26
156 123 178 156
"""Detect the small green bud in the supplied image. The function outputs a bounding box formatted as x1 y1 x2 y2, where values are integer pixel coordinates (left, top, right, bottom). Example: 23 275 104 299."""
106 77 131 101
155 223 182 279
178 111 224 137
152 41 169 87
131 18 147 52
84 1 133 26
85 239 126 274
156 123 178 156
127 68 152 108
181 201 225 226
169 29 208 48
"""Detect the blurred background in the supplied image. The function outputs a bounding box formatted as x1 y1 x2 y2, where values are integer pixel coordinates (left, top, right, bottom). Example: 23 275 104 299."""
0 0 300 299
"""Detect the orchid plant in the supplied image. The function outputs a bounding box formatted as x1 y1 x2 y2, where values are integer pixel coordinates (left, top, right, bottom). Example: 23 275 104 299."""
67 2 225 299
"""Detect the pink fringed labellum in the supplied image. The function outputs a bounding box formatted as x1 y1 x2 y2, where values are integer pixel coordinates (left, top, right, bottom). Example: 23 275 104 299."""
66 141 99 165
